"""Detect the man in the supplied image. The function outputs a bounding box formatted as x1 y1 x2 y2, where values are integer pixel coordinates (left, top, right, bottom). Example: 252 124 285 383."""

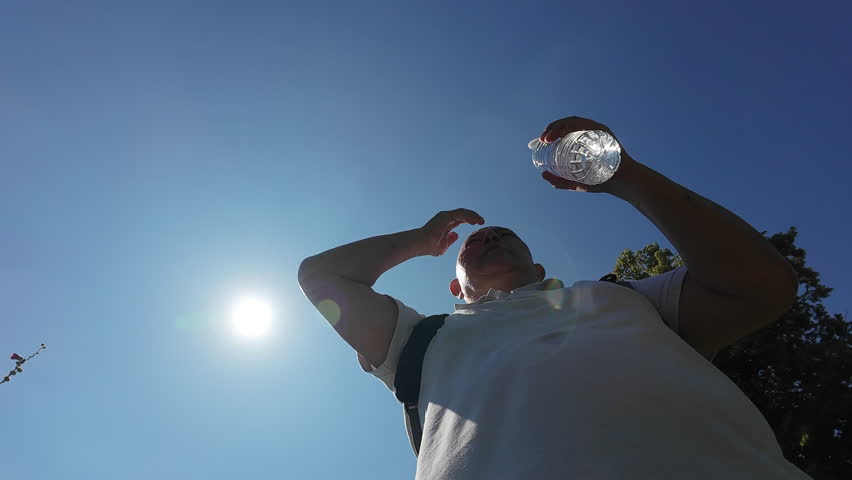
297 116 811 479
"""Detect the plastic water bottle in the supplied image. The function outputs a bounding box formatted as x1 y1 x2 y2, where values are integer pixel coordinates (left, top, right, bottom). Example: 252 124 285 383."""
528 130 622 185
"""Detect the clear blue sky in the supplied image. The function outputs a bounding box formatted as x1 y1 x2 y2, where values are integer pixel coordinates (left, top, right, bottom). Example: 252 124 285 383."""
2 1 850 478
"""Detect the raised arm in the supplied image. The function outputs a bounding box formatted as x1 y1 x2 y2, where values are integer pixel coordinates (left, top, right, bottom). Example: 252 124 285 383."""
539 116 798 359
297 209 484 368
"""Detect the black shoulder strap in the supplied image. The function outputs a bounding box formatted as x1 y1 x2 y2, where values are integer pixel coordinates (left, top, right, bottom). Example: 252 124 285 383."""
599 273 634 290
394 313 449 457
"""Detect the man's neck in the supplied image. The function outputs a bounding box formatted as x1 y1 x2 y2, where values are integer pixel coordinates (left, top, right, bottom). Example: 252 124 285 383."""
465 272 540 302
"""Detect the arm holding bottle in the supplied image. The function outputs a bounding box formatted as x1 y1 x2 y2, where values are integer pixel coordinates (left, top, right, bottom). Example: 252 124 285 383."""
539 116 798 358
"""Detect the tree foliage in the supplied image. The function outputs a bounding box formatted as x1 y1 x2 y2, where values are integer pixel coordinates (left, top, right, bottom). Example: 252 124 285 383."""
614 242 684 280
614 227 851 479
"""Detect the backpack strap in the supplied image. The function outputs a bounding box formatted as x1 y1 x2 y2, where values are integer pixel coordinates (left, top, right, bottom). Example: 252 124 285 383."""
599 273 634 290
394 313 449 457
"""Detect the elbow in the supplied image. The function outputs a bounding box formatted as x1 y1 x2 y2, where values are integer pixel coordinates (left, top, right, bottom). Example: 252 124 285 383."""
788 264 799 297
777 259 799 306
763 264 799 321
781 266 799 313
297 257 319 285
738 259 799 323
297 258 323 301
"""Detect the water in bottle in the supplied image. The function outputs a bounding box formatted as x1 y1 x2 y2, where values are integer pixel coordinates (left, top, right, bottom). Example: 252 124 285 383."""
528 130 622 185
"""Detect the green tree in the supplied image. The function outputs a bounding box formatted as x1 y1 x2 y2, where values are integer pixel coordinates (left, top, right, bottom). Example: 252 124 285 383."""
613 227 851 479
614 242 684 280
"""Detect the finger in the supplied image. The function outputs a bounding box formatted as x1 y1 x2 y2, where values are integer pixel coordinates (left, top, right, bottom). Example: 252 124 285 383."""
444 219 463 232
438 231 459 254
463 208 484 224
542 171 597 192
542 171 573 186
542 171 579 190
542 123 560 143
545 126 567 143
452 208 484 225
545 124 572 143
541 170 560 186
541 117 572 143
544 117 607 143
541 118 565 142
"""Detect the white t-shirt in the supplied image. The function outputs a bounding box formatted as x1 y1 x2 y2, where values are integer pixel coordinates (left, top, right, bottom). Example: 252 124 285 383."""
361 267 811 479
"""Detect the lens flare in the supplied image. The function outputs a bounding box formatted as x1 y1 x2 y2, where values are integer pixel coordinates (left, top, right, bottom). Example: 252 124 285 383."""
317 299 341 326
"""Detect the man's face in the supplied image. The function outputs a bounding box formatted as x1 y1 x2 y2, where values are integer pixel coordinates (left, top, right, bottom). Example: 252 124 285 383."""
456 226 535 278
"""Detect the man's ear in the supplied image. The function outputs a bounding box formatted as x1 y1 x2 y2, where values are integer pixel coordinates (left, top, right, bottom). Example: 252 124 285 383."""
535 264 546 282
449 278 462 299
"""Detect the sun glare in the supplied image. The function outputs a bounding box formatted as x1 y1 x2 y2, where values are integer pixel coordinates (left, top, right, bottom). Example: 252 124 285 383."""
230 295 274 338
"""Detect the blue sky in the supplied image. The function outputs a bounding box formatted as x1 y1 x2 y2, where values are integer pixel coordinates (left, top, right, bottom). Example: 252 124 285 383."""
2 1 850 478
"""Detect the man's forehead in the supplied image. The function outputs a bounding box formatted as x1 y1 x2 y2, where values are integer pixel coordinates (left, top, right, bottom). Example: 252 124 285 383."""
470 226 513 235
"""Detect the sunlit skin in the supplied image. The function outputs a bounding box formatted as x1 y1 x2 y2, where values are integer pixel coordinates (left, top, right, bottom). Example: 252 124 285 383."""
449 227 546 303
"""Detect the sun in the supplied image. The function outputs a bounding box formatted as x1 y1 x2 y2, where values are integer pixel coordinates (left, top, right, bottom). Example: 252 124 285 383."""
230 295 274 338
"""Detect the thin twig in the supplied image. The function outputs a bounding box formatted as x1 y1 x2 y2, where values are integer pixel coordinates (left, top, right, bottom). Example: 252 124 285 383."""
1 344 47 385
